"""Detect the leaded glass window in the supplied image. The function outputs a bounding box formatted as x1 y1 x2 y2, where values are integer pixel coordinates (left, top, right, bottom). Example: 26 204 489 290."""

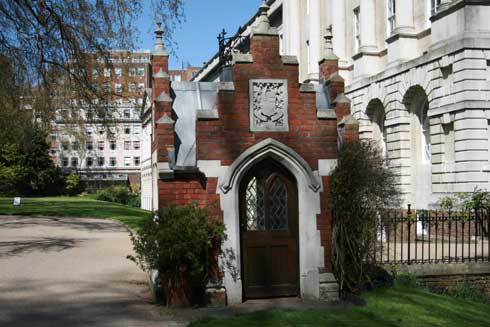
268 177 288 230
245 173 289 231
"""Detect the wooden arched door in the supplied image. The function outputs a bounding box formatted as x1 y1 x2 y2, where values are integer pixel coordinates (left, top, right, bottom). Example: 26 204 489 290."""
239 159 299 299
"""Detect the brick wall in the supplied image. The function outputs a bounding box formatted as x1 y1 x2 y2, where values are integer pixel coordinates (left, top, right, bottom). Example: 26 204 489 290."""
152 28 354 276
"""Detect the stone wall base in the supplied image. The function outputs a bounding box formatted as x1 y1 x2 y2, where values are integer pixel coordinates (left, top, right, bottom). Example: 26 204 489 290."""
395 262 490 294
319 272 340 302
205 281 227 307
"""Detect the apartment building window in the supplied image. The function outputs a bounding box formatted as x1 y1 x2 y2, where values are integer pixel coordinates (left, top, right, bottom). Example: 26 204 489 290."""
133 125 141 134
97 157 105 167
133 141 140 150
62 157 69 167
103 68 111 77
110 140 117 150
115 67 122 77
110 157 117 167
431 0 442 15
71 141 79 151
124 141 131 150
92 83 99 92
137 67 145 77
86 157 94 167
387 0 396 35
134 157 140 166
124 125 131 134
103 83 110 93
128 67 136 77
353 7 361 53
137 83 145 92
97 126 105 135
50 133 57 141
70 157 78 168
50 148 56 155
62 142 69 151
87 141 94 151
124 157 131 166
92 68 98 77
115 83 123 94
97 141 105 151
123 109 131 119
128 82 136 92
86 126 93 135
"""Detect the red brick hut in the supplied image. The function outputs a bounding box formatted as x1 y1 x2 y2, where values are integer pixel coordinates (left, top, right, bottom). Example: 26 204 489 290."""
143 4 358 306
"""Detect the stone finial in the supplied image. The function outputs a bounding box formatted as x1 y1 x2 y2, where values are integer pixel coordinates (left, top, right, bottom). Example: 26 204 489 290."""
154 22 168 56
322 25 338 61
255 1 271 32
251 1 277 36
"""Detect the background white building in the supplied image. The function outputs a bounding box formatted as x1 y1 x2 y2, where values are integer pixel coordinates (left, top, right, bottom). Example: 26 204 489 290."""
51 51 151 191
193 0 490 209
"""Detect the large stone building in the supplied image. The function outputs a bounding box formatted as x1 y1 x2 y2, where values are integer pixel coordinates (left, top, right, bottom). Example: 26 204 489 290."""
51 50 152 190
194 0 490 209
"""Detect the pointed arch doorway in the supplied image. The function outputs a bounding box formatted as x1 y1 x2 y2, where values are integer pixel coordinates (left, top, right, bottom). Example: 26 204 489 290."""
239 158 299 299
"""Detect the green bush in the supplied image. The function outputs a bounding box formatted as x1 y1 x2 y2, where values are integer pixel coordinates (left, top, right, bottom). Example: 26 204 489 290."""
65 173 81 196
127 204 225 306
394 273 419 288
451 281 489 304
94 185 140 207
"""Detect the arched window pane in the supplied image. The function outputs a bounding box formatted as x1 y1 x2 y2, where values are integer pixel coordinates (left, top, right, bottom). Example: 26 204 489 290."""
268 177 288 230
246 177 265 231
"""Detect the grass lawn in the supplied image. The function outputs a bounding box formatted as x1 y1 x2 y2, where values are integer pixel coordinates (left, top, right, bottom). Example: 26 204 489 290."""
0 196 149 229
191 286 490 327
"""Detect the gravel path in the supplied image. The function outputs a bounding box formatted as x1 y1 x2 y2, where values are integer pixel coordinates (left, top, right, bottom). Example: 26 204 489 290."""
0 215 187 327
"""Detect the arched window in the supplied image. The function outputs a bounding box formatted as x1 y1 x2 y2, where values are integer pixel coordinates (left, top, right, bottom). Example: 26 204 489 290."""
419 100 431 163
367 100 387 158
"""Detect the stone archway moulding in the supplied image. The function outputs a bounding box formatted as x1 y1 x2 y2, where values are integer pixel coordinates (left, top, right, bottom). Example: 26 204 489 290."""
219 138 322 194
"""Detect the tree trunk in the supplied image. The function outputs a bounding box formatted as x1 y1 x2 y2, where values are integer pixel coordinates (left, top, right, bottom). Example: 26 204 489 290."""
163 266 192 307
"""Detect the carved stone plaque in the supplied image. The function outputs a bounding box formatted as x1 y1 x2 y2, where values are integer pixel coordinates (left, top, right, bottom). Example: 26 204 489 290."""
249 79 289 132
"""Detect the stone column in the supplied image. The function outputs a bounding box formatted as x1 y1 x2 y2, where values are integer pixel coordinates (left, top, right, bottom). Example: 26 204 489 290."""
395 0 415 33
283 0 300 57
359 0 377 52
307 0 321 80
331 0 346 60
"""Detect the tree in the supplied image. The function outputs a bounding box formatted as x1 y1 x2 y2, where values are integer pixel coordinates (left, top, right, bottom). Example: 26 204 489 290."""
330 140 401 294
0 0 184 141
0 127 65 196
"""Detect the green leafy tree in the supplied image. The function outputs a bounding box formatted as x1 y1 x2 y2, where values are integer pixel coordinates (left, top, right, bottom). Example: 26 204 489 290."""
330 140 401 294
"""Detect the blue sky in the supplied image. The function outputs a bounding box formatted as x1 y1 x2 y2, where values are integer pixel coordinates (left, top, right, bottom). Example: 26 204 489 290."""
136 0 263 70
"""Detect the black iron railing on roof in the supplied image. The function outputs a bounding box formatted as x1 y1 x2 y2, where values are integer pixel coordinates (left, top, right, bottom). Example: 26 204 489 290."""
217 28 250 67
375 206 490 265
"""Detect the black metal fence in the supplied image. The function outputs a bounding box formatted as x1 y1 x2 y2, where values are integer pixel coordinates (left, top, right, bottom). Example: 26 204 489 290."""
376 207 490 265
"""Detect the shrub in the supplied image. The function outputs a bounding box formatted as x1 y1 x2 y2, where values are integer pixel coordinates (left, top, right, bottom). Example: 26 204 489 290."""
127 204 225 307
394 273 419 288
65 173 81 196
94 185 140 207
330 140 401 294
451 281 489 304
